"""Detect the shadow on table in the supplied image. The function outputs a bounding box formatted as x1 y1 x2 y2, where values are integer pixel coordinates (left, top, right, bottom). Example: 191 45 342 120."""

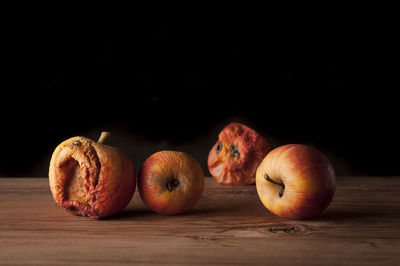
316 208 395 222
104 208 154 220
106 203 257 221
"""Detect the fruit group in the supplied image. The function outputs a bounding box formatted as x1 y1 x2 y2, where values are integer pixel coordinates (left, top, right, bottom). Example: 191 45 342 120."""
49 132 136 219
208 122 270 185
138 150 204 215
256 144 336 219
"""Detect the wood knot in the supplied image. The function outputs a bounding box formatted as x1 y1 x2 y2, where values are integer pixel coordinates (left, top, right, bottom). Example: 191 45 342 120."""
187 235 217 241
267 224 303 235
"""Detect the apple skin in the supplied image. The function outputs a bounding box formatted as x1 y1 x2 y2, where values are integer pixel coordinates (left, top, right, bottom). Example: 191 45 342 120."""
49 134 136 219
255 144 336 219
138 150 205 215
208 123 270 185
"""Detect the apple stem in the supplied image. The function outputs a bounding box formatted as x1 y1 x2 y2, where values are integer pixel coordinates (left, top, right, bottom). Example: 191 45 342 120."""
264 174 285 197
264 174 284 187
97 131 111 144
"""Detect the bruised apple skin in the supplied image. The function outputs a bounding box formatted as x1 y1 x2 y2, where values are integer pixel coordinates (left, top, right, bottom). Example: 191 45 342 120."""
208 123 270 185
49 132 136 219
138 151 204 215
255 144 336 220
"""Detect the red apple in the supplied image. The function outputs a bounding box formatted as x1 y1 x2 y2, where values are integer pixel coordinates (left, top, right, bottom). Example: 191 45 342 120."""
255 144 336 219
138 150 204 215
208 122 270 185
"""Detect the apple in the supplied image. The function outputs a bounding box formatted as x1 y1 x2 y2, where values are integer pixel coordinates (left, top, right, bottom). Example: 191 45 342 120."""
49 132 136 219
208 122 270 185
138 150 205 215
255 144 336 219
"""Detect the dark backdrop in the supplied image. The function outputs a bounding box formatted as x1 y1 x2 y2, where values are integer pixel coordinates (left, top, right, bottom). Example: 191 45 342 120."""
1 11 397 177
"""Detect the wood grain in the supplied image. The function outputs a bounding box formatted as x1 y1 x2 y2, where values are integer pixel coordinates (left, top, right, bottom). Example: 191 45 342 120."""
0 177 400 265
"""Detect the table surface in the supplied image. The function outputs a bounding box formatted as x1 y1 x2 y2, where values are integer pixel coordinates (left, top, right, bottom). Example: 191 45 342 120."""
0 177 399 265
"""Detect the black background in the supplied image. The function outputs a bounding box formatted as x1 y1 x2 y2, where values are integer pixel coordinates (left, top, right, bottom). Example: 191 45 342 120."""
1 9 398 177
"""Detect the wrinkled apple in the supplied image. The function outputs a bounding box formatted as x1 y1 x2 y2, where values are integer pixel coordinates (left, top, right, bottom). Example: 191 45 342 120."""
256 144 336 219
138 150 204 215
49 132 136 219
208 123 270 185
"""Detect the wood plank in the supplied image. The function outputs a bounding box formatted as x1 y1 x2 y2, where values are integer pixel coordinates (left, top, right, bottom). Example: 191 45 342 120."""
0 177 400 265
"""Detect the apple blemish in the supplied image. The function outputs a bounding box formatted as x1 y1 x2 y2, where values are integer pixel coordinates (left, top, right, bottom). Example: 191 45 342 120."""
230 145 240 158
216 142 223 154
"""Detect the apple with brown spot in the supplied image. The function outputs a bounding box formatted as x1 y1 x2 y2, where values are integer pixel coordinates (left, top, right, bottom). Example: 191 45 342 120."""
256 144 336 219
138 150 204 215
208 122 270 185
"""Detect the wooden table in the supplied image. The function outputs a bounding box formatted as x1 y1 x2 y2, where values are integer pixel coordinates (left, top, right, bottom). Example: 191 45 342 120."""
0 177 399 265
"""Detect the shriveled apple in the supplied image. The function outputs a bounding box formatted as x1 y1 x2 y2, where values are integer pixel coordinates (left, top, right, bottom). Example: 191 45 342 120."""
49 132 136 219
208 122 270 185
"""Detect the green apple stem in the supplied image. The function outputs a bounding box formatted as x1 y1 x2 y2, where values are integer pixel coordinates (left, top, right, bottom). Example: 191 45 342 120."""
264 174 285 197
98 131 111 144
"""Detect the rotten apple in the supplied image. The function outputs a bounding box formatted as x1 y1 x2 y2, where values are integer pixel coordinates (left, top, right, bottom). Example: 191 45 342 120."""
49 132 136 219
208 122 270 185
138 150 204 215
255 144 336 219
